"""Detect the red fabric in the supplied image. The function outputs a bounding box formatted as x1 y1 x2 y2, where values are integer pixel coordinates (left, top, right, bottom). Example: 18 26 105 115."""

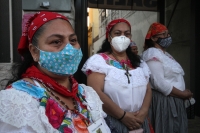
21 65 83 105
145 22 167 39
106 18 131 38
18 11 69 55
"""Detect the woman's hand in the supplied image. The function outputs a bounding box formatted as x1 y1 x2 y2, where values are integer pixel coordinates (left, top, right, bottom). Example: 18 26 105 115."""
170 87 193 99
121 111 142 130
134 110 146 125
182 89 193 99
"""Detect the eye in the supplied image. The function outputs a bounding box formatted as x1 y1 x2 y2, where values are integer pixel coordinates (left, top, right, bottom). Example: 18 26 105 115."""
114 32 121 36
125 32 131 37
70 38 77 43
51 40 62 45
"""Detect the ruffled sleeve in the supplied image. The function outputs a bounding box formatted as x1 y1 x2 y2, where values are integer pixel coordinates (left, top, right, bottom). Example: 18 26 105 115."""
140 60 151 81
142 48 164 62
0 89 59 133
82 54 110 75
79 84 111 133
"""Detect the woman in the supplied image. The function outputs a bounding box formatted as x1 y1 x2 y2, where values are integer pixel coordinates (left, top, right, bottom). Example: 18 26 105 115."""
0 11 110 133
141 22 193 133
130 41 138 55
82 19 152 133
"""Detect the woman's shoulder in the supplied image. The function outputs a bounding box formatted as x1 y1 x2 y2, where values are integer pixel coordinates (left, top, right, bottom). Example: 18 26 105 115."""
0 84 58 133
5 79 46 99
85 53 106 63
142 47 164 62
82 53 110 75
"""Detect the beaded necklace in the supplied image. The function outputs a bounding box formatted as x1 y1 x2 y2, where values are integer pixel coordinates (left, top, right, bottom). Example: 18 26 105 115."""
41 82 79 113
111 53 132 84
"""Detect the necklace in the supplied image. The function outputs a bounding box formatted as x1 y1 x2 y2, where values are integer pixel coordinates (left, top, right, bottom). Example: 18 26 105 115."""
111 53 132 84
40 82 90 127
41 82 79 113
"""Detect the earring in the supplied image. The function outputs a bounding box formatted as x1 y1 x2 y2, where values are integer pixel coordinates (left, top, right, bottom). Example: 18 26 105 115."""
34 57 37 62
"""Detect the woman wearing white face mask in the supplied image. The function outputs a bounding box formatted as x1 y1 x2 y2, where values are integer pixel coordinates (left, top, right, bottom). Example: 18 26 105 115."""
82 19 152 133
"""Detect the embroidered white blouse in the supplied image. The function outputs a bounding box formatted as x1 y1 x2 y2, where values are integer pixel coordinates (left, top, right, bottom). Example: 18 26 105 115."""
141 48 185 96
82 54 151 113
0 81 110 133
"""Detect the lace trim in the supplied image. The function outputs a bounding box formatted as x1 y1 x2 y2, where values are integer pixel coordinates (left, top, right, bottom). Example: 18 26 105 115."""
79 84 111 133
79 84 106 121
142 48 184 75
82 54 110 75
82 54 150 85
0 89 58 133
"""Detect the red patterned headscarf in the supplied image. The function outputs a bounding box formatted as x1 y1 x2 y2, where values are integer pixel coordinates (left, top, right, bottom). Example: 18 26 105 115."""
145 22 167 39
18 11 69 55
106 18 131 38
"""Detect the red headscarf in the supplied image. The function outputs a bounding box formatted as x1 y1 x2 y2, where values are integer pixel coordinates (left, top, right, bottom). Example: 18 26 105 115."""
145 22 167 39
106 18 131 38
18 11 69 55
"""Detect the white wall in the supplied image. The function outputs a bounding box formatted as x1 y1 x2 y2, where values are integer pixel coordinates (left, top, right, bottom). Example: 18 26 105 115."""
127 11 158 55
92 10 158 56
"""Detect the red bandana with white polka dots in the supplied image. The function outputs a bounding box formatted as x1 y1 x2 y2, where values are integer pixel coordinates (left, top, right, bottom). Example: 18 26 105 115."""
18 11 69 55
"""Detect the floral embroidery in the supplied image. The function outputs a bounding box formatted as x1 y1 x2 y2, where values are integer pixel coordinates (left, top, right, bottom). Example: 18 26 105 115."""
73 117 89 133
45 98 65 129
99 53 133 70
8 80 92 133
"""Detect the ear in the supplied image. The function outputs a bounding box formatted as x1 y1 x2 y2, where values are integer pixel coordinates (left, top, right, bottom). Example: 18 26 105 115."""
108 35 112 43
29 44 39 62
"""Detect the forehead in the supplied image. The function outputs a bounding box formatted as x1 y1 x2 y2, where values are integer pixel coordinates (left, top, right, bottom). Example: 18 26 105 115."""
112 22 131 31
42 19 74 35
156 30 168 35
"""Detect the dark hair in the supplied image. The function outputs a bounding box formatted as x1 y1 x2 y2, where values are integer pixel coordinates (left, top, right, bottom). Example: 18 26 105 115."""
143 39 155 51
5 23 47 86
97 38 141 68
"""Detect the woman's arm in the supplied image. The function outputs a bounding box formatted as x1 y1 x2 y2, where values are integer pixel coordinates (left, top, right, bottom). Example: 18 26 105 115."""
87 72 142 129
134 82 152 123
170 87 193 99
147 60 193 99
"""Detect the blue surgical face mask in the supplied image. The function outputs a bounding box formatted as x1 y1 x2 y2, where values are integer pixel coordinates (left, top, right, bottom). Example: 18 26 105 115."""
156 36 172 48
36 43 83 75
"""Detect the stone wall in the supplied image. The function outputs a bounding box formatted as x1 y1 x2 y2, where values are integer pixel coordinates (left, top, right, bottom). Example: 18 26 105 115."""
0 64 12 90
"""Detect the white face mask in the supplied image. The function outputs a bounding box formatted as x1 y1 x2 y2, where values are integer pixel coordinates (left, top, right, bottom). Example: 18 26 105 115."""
110 35 131 52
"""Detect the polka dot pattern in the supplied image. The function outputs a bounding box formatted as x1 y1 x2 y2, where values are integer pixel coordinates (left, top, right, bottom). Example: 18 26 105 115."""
38 43 83 75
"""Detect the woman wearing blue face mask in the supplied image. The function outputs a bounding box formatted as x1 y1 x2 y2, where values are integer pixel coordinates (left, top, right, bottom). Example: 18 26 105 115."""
0 11 111 133
141 22 193 133
82 19 152 133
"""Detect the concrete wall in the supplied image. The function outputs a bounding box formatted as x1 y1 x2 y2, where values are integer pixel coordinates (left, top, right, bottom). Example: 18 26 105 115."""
165 0 191 89
126 11 158 55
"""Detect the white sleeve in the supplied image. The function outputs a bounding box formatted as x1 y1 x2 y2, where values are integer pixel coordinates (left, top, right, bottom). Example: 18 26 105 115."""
0 89 59 133
79 84 111 133
81 54 110 75
0 121 36 133
147 60 173 96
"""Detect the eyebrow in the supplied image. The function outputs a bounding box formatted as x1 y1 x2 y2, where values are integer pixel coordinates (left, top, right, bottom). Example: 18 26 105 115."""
47 33 77 39
69 33 77 38
47 34 64 39
114 30 131 32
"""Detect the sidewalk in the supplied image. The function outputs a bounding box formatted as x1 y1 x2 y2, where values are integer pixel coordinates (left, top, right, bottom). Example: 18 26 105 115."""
188 116 200 133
